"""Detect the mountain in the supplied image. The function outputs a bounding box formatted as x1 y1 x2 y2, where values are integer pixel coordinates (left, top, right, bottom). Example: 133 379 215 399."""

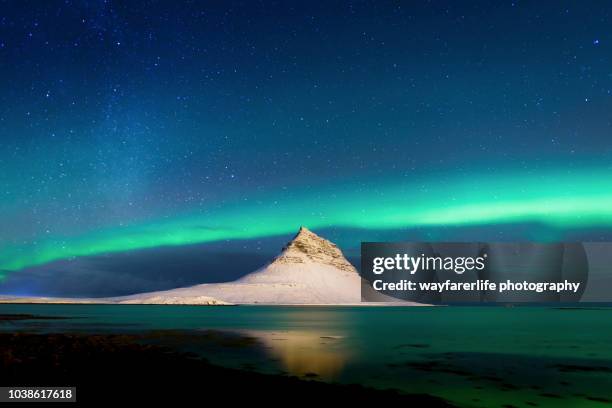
118 227 364 304
118 226 422 305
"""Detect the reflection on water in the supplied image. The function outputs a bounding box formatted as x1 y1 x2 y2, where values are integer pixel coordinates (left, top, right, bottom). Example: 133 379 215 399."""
238 330 349 380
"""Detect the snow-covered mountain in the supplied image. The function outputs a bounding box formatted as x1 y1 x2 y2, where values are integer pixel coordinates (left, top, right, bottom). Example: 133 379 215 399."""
119 227 364 304
2 227 422 305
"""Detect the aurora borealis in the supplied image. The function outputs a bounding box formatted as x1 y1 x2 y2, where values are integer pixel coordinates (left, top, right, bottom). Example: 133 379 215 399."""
3 165 612 275
1 1 612 294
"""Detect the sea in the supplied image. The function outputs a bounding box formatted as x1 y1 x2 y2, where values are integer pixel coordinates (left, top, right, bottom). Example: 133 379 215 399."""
1 304 611 407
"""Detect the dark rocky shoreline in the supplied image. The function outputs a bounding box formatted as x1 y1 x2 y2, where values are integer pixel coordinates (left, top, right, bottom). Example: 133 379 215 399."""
0 315 454 406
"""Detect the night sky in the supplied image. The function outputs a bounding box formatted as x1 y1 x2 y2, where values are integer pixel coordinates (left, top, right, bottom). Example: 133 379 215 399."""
1 1 612 296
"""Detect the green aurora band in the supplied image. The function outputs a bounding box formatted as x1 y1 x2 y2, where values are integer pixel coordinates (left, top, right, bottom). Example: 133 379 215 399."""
2 167 612 276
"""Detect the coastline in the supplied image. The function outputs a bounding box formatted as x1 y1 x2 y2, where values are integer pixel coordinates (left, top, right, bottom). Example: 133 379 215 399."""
0 296 429 306
0 314 453 405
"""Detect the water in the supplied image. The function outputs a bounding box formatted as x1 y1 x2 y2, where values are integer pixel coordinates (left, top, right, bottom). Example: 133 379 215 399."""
1 304 611 407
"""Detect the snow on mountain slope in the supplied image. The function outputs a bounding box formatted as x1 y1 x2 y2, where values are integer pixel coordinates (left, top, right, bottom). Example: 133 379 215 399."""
119 227 363 304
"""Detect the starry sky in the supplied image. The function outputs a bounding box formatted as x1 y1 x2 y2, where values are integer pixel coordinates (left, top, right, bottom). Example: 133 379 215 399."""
1 1 612 296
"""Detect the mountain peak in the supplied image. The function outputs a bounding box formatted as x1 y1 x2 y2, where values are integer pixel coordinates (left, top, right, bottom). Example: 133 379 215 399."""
295 225 316 239
271 227 357 273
